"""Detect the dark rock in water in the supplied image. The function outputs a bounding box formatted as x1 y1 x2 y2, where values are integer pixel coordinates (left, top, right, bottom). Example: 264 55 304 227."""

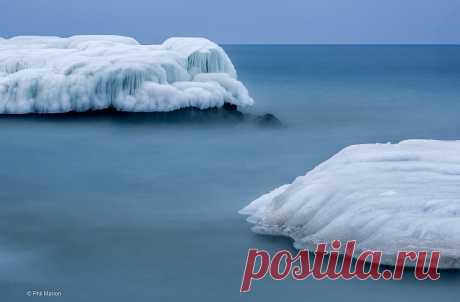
0 103 282 128
223 102 238 111
254 113 283 127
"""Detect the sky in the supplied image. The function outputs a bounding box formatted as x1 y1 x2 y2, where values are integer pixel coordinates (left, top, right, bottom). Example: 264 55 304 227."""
1 0 460 44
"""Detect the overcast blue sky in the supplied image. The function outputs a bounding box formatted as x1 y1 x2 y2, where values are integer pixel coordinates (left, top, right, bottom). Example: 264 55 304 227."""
1 0 460 44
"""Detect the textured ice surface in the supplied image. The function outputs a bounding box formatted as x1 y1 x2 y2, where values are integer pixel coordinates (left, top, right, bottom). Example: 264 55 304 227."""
0 36 253 113
240 140 460 268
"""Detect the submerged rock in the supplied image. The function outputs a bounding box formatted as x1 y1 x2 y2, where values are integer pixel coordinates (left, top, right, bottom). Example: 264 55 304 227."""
254 113 282 127
0 103 281 127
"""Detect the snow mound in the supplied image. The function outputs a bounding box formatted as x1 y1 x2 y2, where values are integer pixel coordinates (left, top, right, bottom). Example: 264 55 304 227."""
240 140 460 268
0 35 253 114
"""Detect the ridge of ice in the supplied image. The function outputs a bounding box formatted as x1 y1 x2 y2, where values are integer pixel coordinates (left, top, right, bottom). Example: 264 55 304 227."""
240 140 460 268
0 35 253 114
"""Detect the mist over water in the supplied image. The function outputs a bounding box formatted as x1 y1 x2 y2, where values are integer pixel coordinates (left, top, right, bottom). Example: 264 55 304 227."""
1 45 460 301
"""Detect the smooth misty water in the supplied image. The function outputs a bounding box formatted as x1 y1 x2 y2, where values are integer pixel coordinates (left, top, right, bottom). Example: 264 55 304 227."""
1 45 460 301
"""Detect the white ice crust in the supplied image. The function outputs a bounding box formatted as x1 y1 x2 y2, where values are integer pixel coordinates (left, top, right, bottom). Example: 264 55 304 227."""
240 140 460 268
0 35 253 114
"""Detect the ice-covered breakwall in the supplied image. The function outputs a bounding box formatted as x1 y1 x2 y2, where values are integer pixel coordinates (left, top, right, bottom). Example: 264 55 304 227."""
0 36 253 114
240 140 460 268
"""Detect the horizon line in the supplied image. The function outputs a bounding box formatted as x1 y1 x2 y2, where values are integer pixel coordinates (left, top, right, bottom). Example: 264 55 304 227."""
220 43 460 46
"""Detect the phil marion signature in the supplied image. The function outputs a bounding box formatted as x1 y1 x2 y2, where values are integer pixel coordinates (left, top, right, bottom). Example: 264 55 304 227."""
26 289 62 298
241 240 441 292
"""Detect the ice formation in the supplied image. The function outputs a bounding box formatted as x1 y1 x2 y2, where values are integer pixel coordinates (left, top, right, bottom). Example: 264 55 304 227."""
240 140 460 268
0 35 253 114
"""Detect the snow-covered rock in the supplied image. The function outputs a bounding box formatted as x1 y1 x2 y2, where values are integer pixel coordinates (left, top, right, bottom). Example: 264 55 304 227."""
240 140 460 268
0 35 253 114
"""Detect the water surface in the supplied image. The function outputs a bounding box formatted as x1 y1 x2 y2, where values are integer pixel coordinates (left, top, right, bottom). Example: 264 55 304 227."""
1 45 460 301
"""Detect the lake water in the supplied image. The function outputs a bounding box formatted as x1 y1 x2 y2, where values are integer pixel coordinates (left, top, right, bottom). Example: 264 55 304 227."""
1 45 460 301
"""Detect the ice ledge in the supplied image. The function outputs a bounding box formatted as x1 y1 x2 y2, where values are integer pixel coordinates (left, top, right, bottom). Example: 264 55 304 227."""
240 140 460 268
0 35 253 114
